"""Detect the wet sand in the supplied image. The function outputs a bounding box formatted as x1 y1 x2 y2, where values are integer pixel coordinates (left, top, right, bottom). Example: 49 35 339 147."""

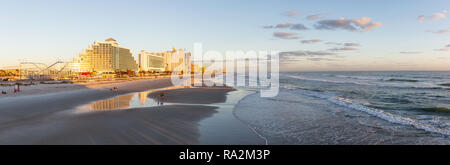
0 79 263 144
35 105 218 145
149 87 266 145
148 87 235 104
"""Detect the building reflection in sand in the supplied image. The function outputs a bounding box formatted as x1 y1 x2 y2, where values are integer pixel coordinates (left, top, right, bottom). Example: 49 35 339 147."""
87 86 190 111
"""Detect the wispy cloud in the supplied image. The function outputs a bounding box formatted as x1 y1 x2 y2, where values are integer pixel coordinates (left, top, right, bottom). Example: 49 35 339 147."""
275 22 293 28
417 10 448 21
328 47 358 51
283 10 300 17
306 12 334 20
430 12 446 20
324 42 360 47
435 45 450 51
290 24 309 30
417 15 426 21
273 32 299 39
280 50 335 57
314 17 382 32
344 43 360 47
263 23 309 30
428 29 450 34
307 57 341 61
325 42 343 45
300 39 322 44
399 51 423 54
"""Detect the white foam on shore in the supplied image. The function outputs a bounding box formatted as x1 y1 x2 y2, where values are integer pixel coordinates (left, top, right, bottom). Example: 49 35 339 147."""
281 86 450 137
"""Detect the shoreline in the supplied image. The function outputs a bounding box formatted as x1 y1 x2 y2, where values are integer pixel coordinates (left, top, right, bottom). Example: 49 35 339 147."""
0 77 171 98
234 88 450 145
0 79 265 144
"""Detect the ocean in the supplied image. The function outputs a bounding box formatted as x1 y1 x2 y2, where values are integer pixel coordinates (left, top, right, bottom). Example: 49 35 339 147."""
234 71 450 144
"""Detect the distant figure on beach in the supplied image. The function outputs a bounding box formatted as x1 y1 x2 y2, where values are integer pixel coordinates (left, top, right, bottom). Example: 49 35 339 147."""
14 84 20 93
110 86 119 92
158 92 165 105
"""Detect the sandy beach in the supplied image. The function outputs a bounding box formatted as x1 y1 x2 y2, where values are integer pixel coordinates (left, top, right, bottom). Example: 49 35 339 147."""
0 77 170 98
0 78 264 144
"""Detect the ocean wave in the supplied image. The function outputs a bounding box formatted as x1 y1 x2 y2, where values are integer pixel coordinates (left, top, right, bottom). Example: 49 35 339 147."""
417 107 450 114
287 75 444 90
439 83 450 87
385 78 419 82
280 86 450 136
288 75 370 85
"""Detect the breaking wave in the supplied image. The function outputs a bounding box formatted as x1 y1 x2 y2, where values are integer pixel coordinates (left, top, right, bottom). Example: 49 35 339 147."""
281 85 450 137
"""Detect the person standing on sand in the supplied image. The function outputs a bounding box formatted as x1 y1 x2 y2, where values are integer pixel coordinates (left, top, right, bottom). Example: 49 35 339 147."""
110 86 119 92
14 83 20 93
159 92 165 105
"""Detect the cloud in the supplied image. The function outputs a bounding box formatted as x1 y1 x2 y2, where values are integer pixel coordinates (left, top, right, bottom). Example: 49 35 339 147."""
280 50 335 57
263 23 308 30
300 39 322 44
275 22 293 28
307 57 341 61
314 17 382 32
328 47 358 51
283 10 300 17
344 43 360 47
399 51 423 54
273 32 299 39
315 18 356 31
324 42 360 46
418 10 448 21
306 12 334 20
290 23 309 30
325 42 343 45
435 45 450 51
361 22 383 31
428 29 450 34
430 12 446 20
417 15 426 21
306 14 323 20
352 17 372 26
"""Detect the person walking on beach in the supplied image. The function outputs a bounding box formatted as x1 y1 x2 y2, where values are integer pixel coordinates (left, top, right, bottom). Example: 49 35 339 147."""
110 86 119 92
158 92 165 105
14 83 20 93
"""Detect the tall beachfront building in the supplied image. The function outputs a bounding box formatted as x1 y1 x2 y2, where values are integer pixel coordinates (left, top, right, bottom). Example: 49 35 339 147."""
72 38 138 73
138 48 191 73
138 50 165 72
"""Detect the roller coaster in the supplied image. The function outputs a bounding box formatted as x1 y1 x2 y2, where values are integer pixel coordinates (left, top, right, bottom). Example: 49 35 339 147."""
19 61 75 80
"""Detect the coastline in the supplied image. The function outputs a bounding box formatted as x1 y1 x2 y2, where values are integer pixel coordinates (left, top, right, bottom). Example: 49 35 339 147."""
0 78 265 144
234 88 450 145
0 77 170 98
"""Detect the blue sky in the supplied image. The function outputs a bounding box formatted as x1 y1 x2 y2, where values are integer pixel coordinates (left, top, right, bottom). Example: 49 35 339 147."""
0 0 449 71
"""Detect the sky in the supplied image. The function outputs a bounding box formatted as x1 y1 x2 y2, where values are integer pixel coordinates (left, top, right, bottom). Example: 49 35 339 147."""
0 0 449 71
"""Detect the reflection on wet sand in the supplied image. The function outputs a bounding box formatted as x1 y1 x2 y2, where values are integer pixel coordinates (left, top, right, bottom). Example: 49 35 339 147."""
87 86 190 111
89 94 135 111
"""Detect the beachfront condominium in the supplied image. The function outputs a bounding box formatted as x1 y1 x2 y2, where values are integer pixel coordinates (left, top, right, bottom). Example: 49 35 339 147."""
138 48 191 73
138 51 165 72
72 38 138 73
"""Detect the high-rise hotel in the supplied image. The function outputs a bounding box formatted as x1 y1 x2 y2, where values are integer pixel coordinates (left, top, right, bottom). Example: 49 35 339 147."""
139 48 191 73
72 38 138 73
